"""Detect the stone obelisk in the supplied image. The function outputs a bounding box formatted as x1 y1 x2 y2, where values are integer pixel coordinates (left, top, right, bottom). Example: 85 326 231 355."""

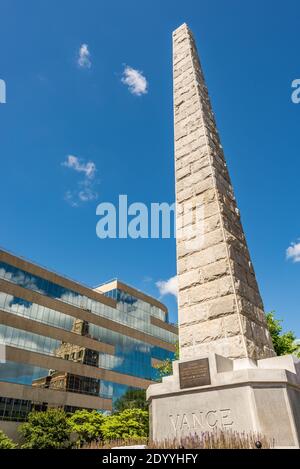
173 23 274 361
147 24 300 448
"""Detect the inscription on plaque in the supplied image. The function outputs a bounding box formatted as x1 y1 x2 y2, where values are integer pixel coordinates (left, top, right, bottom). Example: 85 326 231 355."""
179 358 211 389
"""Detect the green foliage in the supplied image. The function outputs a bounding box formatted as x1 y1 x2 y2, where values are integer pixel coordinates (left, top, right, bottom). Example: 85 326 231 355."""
266 312 300 357
155 341 179 380
19 408 71 449
67 409 105 447
101 408 149 440
18 406 149 448
0 430 17 449
114 389 148 412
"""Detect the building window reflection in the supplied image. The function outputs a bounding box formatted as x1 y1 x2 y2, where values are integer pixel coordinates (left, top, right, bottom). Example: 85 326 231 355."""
0 252 177 422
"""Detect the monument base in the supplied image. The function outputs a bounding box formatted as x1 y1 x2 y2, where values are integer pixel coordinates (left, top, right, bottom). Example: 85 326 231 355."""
147 353 300 448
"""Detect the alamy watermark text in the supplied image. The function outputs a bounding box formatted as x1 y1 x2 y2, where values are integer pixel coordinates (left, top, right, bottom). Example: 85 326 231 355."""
291 79 300 104
96 195 205 252
0 79 6 104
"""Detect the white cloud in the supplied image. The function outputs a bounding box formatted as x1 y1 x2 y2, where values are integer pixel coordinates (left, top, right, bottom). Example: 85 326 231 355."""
62 155 96 178
62 155 98 207
156 275 178 299
121 65 148 96
64 190 79 208
78 43 91 69
286 241 300 263
78 178 98 202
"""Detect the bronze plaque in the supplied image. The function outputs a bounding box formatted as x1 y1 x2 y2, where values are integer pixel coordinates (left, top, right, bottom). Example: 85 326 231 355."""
179 358 211 389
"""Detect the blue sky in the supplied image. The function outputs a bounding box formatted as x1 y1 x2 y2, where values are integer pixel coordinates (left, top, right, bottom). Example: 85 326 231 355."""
0 0 299 336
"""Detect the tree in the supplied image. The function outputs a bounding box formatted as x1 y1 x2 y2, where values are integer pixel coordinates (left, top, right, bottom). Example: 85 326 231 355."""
101 408 149 440
114 389 147 412
67 409 105 447
155 342 179 380
0 430 17 449
266 312 300 357
19 408 71 449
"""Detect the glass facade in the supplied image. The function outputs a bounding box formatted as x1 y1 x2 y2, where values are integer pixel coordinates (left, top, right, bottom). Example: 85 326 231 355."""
0 361 102 398
0 262 175 343
0 261 117 317
0 322 172 379
105 287 167 322
0 253 177 421
0 396 33 422
0 292 75 331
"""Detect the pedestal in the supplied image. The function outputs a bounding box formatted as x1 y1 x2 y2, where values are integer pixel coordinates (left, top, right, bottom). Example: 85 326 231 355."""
147 354 300 448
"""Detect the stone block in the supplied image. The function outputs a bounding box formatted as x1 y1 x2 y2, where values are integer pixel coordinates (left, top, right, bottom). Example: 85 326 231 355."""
182 243 227 272
191 275 233 304
147 353 300 447
174 22 275 363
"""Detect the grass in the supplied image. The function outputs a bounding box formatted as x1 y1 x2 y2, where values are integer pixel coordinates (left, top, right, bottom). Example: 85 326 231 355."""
82 430 273 449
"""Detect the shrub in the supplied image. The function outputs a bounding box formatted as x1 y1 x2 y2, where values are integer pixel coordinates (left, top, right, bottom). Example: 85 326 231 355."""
0 430 17 449
67 409 105 447
19 408 71 449
101 408 149 440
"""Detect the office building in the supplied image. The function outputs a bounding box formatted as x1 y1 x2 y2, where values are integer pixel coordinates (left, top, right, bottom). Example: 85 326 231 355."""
0 248 177 437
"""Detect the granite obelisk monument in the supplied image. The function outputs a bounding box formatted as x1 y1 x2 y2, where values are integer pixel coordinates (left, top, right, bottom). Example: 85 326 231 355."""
147 23 300 448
